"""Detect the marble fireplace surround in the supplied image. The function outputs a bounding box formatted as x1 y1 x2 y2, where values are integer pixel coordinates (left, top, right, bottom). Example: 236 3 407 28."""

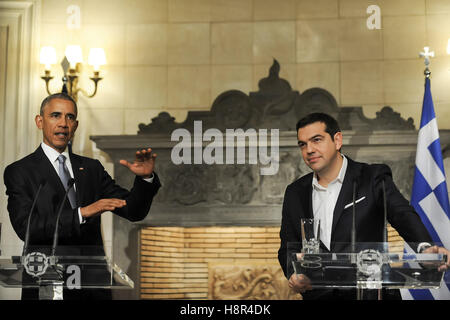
91 60 450 299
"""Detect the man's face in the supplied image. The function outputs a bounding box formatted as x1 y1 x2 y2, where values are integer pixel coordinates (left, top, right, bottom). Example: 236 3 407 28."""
35 98 78 153
297 121 342 174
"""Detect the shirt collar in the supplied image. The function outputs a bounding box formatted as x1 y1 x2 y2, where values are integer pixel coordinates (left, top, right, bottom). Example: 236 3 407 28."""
312 154 348 190
41 142 70 164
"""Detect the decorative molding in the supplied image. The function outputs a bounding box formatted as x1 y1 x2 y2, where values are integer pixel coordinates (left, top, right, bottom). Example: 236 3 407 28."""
0 0 40 158
0 0 40 300
371 106 415 130
138 59 416 134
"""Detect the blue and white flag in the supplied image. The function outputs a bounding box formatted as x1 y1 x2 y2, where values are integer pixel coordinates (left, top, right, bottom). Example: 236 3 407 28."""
401 77 450 300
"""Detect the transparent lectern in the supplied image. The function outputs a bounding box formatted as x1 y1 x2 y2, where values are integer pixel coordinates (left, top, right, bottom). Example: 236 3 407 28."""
288 242 449 300
0 246 134 300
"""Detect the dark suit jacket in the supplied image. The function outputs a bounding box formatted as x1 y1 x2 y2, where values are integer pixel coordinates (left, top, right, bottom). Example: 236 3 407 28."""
278 157 432 299
4 145 161 250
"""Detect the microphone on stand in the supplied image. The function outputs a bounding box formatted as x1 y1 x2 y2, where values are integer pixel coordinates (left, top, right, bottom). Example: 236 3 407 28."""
351 180 357 254
382 180 388 244
22 179 47 257
51 178 75 257
68 140 73 157
379 180 388 301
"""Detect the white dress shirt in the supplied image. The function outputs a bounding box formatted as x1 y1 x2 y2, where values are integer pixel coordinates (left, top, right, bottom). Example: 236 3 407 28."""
41 142 85 224
312 155 348 251
41 142 154 225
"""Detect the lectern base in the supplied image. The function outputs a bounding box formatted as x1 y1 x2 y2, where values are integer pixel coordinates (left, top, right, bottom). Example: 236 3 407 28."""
357 288 383 300
39 283 63 300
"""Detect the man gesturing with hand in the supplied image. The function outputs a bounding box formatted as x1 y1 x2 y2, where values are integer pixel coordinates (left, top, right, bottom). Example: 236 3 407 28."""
3 93 161 300
80 148 159 219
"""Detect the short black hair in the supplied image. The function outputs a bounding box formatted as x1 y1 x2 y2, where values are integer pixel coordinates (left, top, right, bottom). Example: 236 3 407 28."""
40 93 77 116
296 112 341 140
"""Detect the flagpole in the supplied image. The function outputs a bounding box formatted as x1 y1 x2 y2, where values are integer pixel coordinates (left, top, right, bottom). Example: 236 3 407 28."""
402 46 450 300
424 65 431 79
419 46 434 79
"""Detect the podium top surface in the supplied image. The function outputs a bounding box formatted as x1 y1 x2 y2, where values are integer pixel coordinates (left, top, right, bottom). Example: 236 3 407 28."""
0 246 134 289
288 242 449 290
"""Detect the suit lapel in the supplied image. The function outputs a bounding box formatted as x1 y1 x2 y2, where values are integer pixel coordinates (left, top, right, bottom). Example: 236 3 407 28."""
300 174 314 219
70 153 85 207
34 146 66 196
331 158 360 236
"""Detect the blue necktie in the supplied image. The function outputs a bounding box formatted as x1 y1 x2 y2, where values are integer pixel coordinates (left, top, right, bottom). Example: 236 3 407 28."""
57 154 77 209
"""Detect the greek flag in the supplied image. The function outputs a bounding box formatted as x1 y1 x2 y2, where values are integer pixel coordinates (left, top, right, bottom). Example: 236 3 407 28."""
401 77 450 300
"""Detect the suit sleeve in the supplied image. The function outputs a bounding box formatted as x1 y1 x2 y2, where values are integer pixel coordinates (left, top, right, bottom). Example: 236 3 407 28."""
4 164 80 244
278 185 302 280
94 160 161 222
373 164 433 249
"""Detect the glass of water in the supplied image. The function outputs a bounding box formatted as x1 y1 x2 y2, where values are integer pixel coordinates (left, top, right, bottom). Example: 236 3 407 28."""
301 218 320 254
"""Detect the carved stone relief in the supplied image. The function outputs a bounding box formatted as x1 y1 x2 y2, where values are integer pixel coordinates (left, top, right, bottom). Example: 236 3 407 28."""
351 154 416 199
208 263 302 300
156 162 260 205
256 151 308 205
383 159 416 198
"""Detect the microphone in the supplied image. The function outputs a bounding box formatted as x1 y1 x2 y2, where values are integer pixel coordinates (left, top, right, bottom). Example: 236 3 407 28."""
382 179 388 244
380 179 388 301
22 179 47 256
51 178 75 257
68 140 73 157
351 180 357 254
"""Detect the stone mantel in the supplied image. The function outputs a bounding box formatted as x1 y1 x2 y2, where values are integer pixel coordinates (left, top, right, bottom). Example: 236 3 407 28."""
92 129 450 228
92 129 450 151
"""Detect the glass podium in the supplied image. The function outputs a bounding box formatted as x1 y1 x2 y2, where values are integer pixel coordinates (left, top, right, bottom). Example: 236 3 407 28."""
0 246 134 300
288 242 449 300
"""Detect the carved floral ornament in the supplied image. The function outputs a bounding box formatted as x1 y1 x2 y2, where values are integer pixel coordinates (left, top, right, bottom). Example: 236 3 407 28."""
209 264 301 300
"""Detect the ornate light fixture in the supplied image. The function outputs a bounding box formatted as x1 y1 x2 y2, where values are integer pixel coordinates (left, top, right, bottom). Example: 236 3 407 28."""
40 45 106 101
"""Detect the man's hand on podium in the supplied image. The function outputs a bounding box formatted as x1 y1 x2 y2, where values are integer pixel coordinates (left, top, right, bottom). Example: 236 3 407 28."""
423 245 450 272
288 273 312 294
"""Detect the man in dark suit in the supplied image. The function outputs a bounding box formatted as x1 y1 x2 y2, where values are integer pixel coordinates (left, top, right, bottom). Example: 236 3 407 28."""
278 112 449 300
3 93 161 299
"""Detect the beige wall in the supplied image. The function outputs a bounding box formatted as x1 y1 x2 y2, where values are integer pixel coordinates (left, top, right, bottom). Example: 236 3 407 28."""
34 0 450 152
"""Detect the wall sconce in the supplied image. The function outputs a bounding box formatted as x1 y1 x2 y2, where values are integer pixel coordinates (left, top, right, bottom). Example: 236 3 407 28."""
40 45 106 102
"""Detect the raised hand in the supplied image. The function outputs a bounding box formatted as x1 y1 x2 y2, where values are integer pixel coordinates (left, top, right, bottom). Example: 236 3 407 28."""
119 148 157 178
